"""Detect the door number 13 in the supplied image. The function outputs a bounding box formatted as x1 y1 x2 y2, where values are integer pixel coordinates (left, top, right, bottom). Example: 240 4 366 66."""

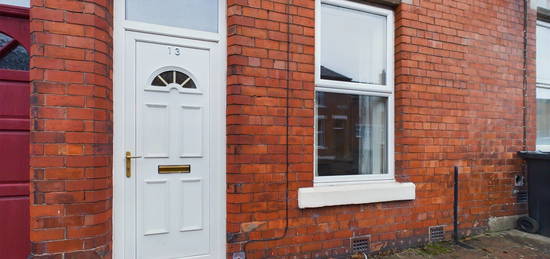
168 47 181 56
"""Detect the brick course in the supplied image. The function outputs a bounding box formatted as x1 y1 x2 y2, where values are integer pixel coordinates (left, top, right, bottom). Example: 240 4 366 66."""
29 0 113 258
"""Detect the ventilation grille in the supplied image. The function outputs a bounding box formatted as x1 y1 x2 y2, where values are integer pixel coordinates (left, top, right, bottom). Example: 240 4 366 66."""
517 191 528 203
351 236 370 254
429 226 445 242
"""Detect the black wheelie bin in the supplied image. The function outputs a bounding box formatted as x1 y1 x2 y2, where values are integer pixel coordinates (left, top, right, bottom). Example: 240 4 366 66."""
517 151 550 237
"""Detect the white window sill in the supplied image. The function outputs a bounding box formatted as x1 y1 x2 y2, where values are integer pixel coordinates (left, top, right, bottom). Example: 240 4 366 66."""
536 145 550 152
298 181 415 209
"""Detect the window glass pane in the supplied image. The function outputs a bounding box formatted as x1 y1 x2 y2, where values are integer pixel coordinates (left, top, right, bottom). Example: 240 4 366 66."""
126 0 218 32
537 23 550 84
321 4 387 85
0 33 13 49
316 92 387 176
539 0 550 9
151 70 196 89
1 0 30 7
537 88 550 146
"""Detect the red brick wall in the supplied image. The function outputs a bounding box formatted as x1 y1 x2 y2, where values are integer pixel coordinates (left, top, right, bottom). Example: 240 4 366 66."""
227 0 536 258
226 0 316 257
26 0 537 258
394 0 536 235
29 0 113 257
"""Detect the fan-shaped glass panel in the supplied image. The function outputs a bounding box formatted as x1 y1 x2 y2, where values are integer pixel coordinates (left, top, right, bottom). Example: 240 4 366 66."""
0 32 12 48
151 70 196 89
0 32 29 71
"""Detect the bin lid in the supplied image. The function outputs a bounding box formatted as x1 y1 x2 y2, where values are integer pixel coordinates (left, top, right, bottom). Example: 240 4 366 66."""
517 151 550 160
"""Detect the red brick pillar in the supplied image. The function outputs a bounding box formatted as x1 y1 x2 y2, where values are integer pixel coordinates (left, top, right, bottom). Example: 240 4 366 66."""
29 0 113 257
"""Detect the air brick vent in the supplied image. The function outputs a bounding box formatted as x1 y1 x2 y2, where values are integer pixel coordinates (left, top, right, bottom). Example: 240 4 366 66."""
429 226 445 242
517 191 528 203
351 236 370 254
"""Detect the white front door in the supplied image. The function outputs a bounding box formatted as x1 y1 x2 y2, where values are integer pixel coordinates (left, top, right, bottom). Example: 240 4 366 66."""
121 31 224 259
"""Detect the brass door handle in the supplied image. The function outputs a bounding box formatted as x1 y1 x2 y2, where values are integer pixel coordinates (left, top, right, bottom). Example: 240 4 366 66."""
125 151 142 178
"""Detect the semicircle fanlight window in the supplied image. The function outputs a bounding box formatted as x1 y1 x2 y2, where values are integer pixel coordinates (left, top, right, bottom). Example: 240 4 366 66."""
0 32 29 71
151 70 197 89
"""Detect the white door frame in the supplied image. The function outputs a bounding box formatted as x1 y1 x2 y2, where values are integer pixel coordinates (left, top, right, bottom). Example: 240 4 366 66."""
112 1 226 258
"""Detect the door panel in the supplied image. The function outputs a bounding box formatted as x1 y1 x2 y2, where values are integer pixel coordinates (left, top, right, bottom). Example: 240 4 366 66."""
180 106 203 157
0 197 29 257
180 178 203 231
0 132 29 182
0 4 30 259
125 32 217 259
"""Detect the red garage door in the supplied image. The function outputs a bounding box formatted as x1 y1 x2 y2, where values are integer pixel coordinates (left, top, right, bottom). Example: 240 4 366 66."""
0 3 30 258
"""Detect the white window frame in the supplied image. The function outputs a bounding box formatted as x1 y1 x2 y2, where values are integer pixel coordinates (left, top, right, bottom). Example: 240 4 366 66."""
537 20 550 151
314 0 395 185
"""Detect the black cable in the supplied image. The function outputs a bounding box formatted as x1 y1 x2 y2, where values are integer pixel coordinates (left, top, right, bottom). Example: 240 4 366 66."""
242 0 292 255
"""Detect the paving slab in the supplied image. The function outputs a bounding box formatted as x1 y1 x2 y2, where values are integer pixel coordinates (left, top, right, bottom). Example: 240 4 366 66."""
374 230 550 259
